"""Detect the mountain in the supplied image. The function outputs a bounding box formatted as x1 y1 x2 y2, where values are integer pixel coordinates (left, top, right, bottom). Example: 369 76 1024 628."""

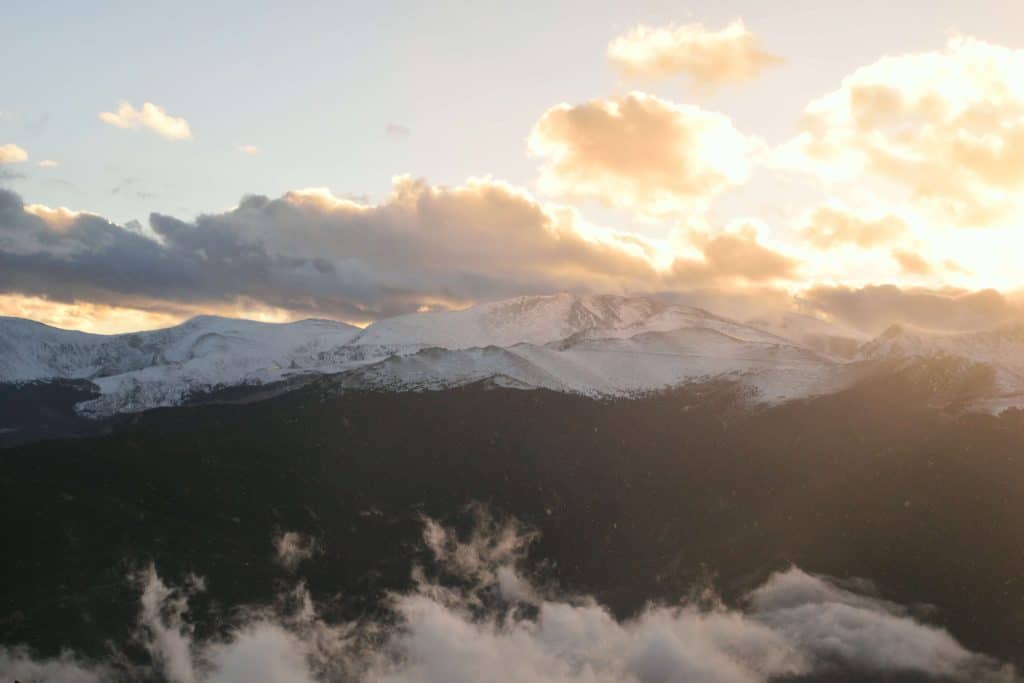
5 302 1024 677
858 323 1024 412
4 292 1024 424
2 294 847 420
0 315 360 416
340 327 850 403
350 293 787 349
745 311 866 360
5 378 1024 677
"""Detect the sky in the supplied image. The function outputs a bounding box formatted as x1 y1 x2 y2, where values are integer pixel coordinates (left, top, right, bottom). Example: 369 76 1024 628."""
2 0 1024 332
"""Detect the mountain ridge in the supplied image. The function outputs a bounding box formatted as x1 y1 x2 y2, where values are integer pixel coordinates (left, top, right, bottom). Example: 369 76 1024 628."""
4 292 1024 419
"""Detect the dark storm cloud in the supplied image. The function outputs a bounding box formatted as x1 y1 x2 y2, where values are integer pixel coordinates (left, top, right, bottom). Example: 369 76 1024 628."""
0 188 198 305
0 181 665 321
0 177 807 322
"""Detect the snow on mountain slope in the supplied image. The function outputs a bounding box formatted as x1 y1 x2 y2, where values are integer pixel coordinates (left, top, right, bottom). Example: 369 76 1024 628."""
856 324 1024 410
859 324 1024 366
339 294 848 402
746 312 866 360
10 292 1024 419
0 315 361 382
350 293 787 350
339 327 853 403
0 317 146 381
1 316 361 415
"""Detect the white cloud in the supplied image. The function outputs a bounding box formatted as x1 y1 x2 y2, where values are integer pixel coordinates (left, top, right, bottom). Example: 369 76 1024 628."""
529 92 759 218
22 203 82 232
99 101 192 141
777 36 1024 228
37 159 58 168
0 516 1013 683
274 531 320 572
0 143 28 164
0 648 110 683
608 20 782 89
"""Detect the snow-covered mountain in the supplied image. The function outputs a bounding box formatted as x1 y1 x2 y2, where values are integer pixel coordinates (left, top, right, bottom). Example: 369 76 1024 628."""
339 327 851 403
4 292 1023 418
744 311 866 360
857 323 1024 410
0 316 360 415
349 293 786 349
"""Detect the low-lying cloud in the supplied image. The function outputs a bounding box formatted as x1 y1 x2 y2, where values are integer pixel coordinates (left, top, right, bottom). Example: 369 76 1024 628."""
274 531 321 572
800 284 1024 334
0 513 1014 683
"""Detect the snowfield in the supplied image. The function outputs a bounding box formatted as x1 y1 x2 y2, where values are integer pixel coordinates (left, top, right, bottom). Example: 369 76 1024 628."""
2 293 1021 417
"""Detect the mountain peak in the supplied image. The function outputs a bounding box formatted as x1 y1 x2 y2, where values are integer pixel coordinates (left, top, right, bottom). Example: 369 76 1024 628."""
353 293 720 350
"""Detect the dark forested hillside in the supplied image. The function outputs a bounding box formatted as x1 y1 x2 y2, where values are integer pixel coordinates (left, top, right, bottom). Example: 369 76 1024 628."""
2 364 1024 678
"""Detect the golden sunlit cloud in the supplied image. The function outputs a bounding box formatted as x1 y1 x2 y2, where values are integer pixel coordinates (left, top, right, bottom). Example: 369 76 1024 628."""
528 92 759 218
608 19 782 89
99 101 192 141
0 294 185 334
23 203 82 232
239 144 260 155
778 36 1024 228
0 177 818 331
0 294 306 335
799 285 1024 334
675 223 798 284
0 143 28 164
891 249 934 277
799 205 908 250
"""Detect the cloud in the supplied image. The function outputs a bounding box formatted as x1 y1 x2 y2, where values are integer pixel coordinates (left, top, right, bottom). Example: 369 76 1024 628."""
37 159 58 168
0 649 111 682
892 249 934 276
0 180 796 325
673 224 797 285
0 168 26 183
0 515 1014 683
778 36 1024 227
22 203 83 232
800 205 908 250
746 569 1000 679
386 123 411 139
99 101 192 141
239 145 260 155
799 284 1024 334
0 293 184 334
274 531 320 572
0 143 28 164
528 92 759 218
608 20 782 89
